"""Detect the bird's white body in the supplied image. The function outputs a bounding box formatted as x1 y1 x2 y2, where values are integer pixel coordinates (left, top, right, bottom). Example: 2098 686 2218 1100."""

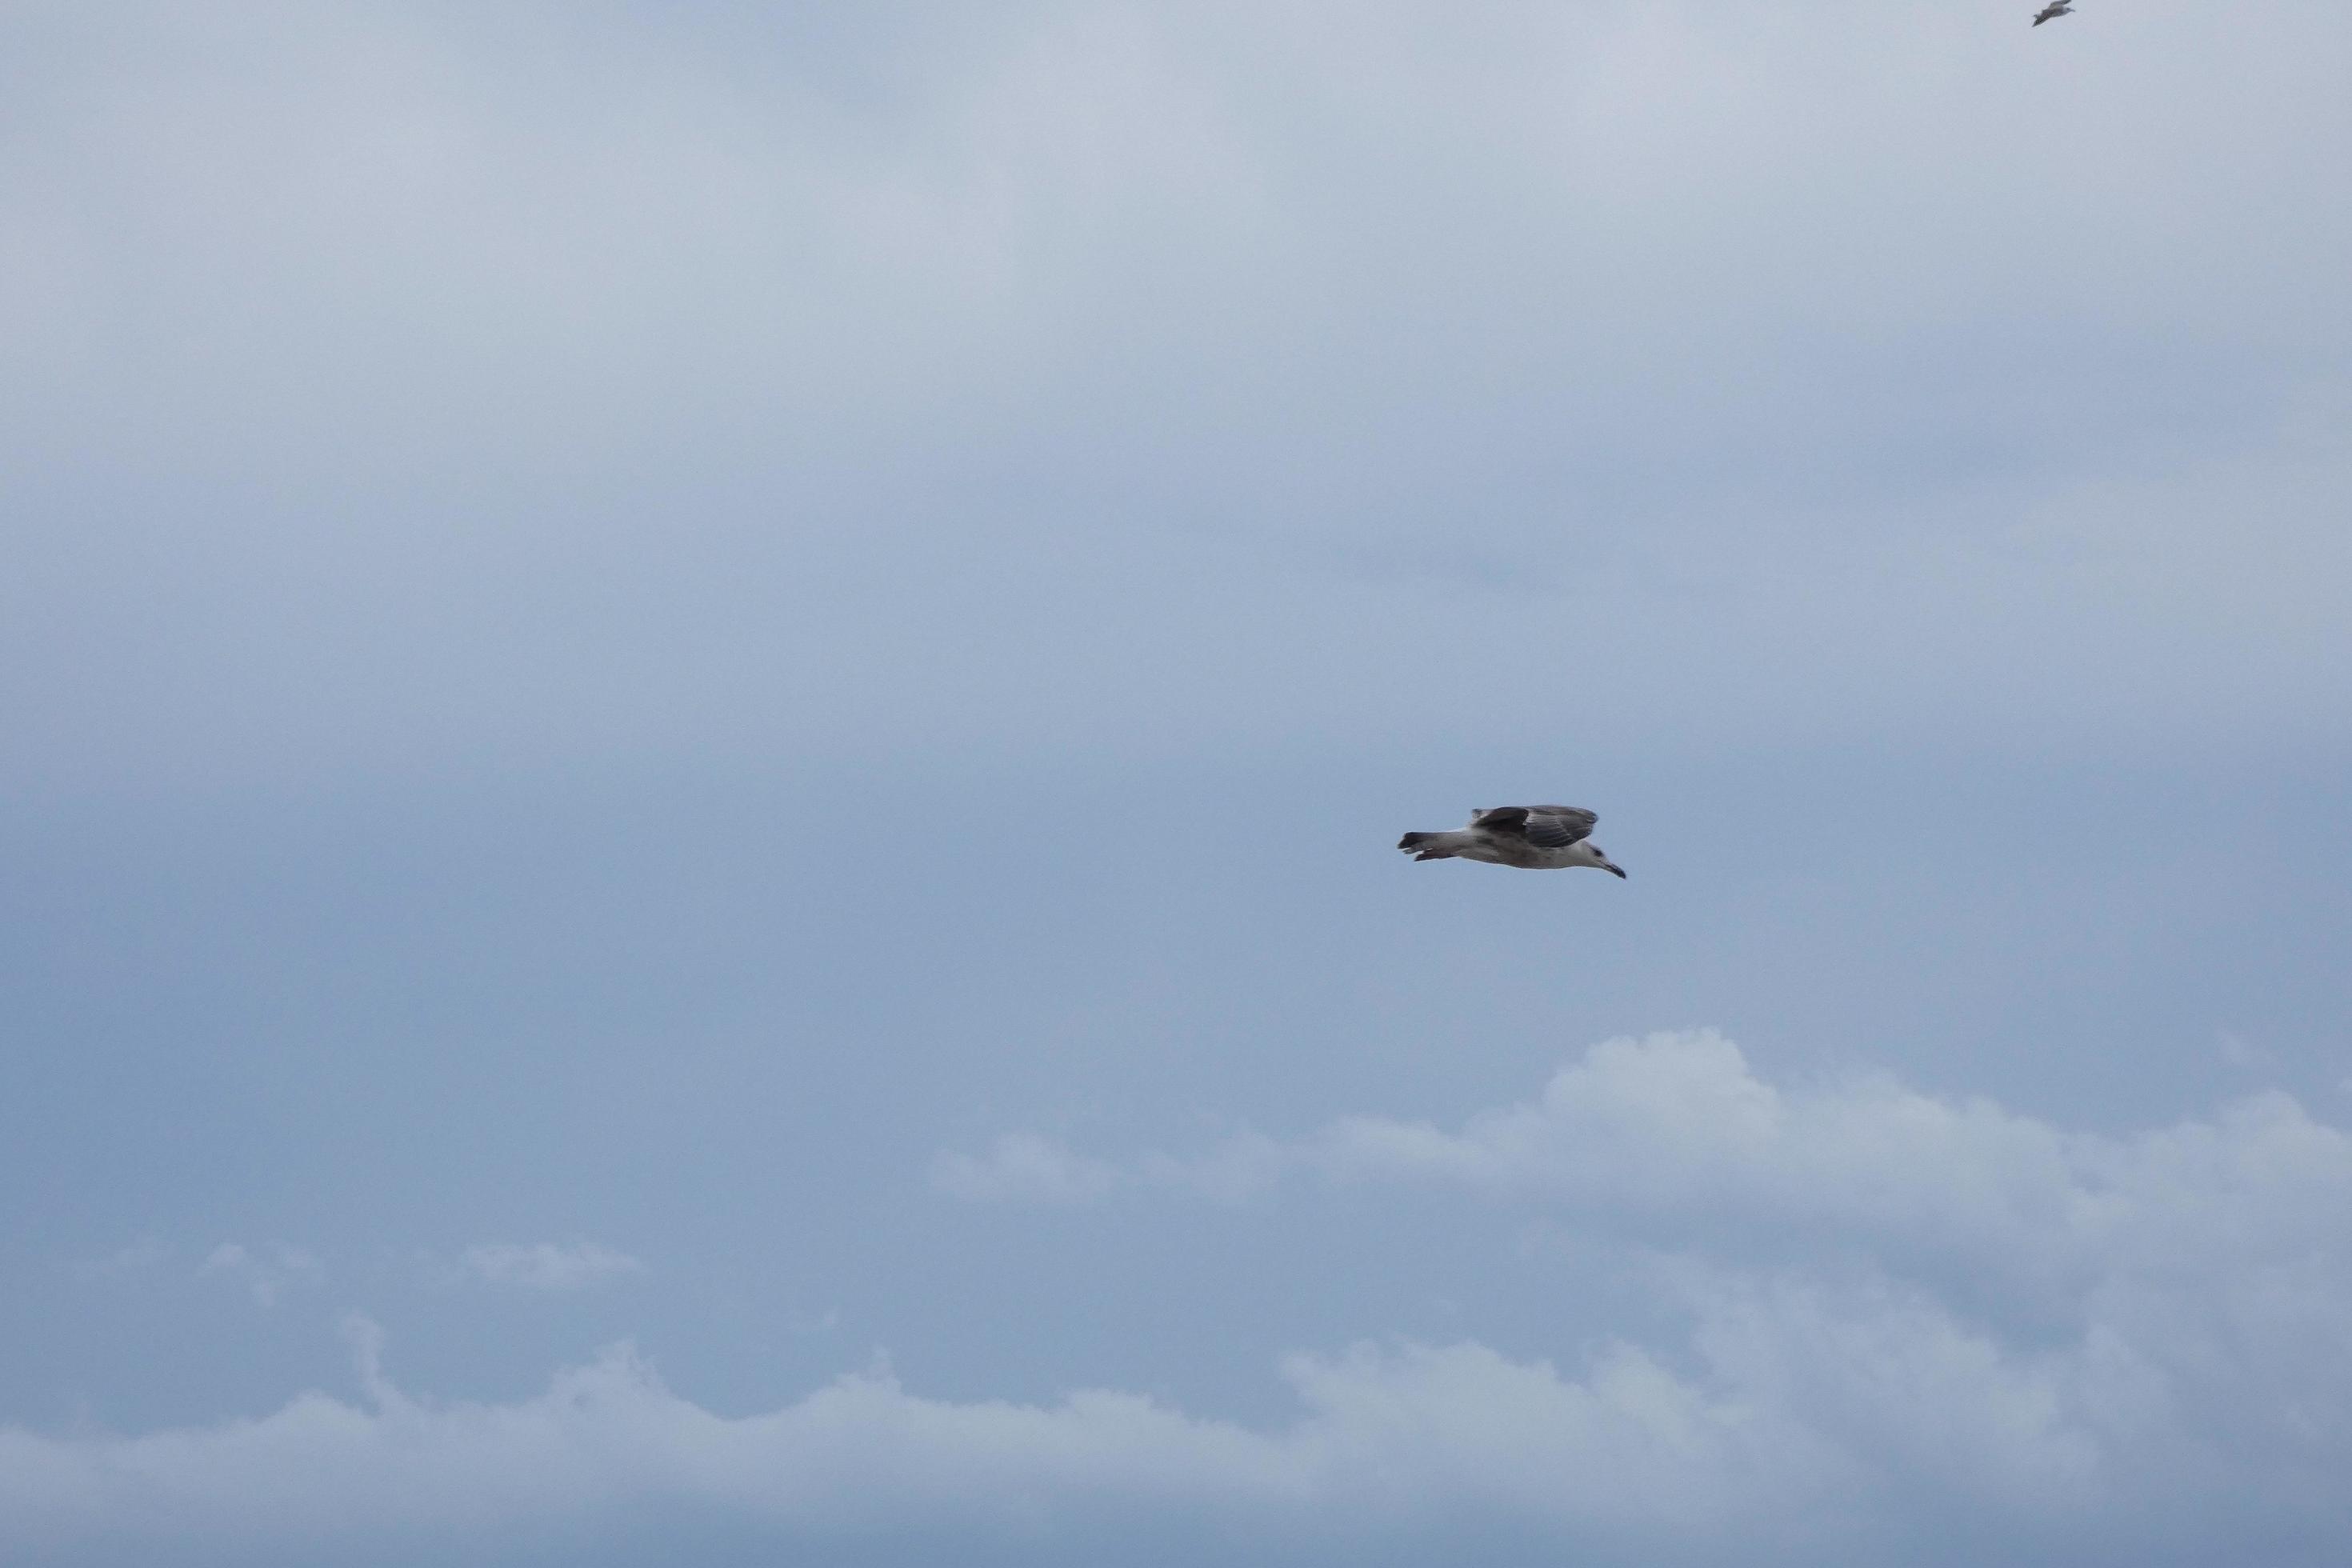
1407 832 1618 872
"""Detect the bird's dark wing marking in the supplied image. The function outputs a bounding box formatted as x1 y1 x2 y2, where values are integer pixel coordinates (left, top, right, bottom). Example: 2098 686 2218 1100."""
1521 807 1598 849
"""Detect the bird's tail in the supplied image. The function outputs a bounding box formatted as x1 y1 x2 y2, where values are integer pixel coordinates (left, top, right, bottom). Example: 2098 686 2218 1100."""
1398 830 1463 861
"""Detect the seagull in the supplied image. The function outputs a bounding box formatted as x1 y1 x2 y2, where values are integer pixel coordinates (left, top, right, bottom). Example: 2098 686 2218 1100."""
1398 806 1626 877
2031 2 2073 24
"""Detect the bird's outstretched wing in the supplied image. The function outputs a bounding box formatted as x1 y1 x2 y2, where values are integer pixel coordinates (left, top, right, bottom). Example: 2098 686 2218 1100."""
1473 805 1598 848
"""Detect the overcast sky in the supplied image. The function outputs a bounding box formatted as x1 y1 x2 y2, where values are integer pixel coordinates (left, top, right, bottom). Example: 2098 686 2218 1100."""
5 2 2350 1563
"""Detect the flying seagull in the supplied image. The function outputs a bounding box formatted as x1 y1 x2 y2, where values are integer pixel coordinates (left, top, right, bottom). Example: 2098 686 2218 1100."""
1398 806 1626 877
2031 2 2073 24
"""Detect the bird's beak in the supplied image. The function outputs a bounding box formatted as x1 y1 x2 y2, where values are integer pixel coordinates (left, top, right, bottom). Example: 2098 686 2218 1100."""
1604 862 1627 879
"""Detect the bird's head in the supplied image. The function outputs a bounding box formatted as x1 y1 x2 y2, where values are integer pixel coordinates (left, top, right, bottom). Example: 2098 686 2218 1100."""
1582 842 1627 878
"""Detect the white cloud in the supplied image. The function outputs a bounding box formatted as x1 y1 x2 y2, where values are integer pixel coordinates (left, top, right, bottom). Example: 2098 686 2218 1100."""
82 1240 641 1298
936 1126 1294 1206
198 1242 325 1309
954 1031 2352 1299
453 1242 642 1292
2218 1030 2272 1068
786 1307 842 1337
70 1238 171 1281
0 1310 1986 1557
931 1133 1122 1206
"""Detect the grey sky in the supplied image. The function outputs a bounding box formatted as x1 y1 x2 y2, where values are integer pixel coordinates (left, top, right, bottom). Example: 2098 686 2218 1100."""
4 3 2350 1564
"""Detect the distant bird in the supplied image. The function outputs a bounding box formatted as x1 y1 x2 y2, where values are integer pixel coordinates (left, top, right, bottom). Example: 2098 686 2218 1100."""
2031 2 2073 24
1398 806 1626 877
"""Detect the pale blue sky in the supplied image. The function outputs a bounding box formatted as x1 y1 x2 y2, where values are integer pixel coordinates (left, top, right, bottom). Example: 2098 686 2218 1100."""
5 3 2350 1563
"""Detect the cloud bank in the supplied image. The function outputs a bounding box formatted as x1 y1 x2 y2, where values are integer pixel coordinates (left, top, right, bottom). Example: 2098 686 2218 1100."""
14 1034 2352 1564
